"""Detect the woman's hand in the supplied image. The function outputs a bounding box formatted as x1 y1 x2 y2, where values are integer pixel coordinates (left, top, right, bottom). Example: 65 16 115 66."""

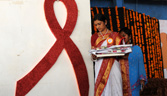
92 54 98 61
140 80 145 91
120 53 129 59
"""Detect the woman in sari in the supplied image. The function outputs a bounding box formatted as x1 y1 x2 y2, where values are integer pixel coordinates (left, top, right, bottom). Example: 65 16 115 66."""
119 27 147 96
91 14 123 96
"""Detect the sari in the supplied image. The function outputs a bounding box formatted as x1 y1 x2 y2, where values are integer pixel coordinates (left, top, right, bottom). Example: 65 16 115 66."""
128 45 147 96
91 32 126 96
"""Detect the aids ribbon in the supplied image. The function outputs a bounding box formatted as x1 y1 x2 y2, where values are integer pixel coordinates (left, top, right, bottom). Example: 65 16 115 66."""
15 0 89 96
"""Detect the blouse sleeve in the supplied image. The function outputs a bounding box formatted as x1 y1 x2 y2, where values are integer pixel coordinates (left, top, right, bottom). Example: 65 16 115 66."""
91 33 98 48
113 32 123 45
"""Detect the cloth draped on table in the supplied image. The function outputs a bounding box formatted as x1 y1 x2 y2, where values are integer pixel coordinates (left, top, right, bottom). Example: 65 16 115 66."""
91 32 132 96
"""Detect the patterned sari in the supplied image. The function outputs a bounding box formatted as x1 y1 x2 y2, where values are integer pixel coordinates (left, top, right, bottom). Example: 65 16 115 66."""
91 32 131 96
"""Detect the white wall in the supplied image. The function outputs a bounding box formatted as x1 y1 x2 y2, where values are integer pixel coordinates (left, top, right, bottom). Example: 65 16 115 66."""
159 20 167 78
0 0 93 96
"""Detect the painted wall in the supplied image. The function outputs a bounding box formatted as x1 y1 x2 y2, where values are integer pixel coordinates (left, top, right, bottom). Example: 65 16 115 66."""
123 1 167 20
91 0 167 20
0 0 93 96
159 20 167 78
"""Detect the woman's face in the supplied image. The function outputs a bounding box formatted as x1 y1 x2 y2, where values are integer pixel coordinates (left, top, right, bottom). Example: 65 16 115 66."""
120 31 131 44
94 20 107 32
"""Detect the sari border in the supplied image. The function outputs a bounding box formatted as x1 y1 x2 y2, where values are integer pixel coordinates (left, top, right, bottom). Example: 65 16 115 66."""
95 59 115 96
119 59 132 96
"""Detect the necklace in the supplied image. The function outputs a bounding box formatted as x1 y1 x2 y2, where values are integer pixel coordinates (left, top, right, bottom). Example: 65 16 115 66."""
100 29 108 39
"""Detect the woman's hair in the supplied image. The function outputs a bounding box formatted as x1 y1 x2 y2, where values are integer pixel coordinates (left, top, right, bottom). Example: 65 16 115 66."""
93 14 107 22
119 27 132 36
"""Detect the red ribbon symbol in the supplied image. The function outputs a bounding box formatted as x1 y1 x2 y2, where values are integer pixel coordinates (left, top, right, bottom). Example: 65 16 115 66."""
15 0 89 96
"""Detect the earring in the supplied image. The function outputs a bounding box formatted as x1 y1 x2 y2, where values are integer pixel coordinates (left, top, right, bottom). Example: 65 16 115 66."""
129 39 131 43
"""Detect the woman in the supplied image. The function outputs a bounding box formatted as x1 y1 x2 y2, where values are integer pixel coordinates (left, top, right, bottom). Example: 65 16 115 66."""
91 14 123 96
119 27 147 96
